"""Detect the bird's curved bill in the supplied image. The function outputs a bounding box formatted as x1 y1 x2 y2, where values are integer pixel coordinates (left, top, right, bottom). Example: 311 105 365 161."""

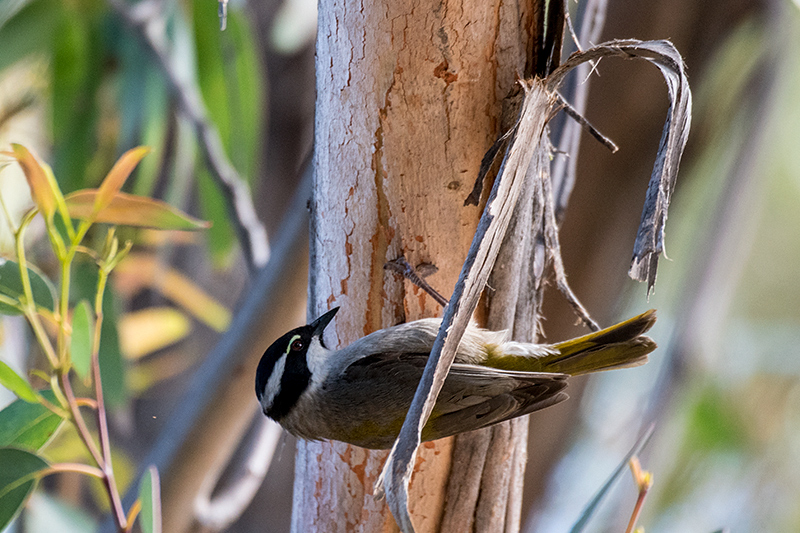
311 307 339 336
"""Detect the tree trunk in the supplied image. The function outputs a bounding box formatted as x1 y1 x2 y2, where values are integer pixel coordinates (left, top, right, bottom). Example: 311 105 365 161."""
295 0 539 530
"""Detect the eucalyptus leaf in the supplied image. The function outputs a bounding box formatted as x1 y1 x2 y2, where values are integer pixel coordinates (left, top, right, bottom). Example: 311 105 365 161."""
65 190 210 230
197 168 236 266
71 261 127 409
138 466 162 533
0 391 63 450
70 300 94 381
0 447 49 530
0 259 57 315
0 361 37 403
51 7 103 194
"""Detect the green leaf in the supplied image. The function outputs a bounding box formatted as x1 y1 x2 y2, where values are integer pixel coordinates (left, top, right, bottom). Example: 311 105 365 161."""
0 0 61 73
70 300 94 381
51 5 103 194
0 361 37 403
0 259 57 314
197 168 236 267
65 190 211 230
191 3 263 182
138 465 162 533
71 261 127 409
0 447 49 530
0 391 63 450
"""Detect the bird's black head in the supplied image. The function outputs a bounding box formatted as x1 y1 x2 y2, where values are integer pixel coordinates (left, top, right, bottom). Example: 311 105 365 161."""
255 307 339 421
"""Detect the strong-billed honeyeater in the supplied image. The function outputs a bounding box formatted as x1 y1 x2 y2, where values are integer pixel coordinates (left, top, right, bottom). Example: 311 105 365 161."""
255 307 656 449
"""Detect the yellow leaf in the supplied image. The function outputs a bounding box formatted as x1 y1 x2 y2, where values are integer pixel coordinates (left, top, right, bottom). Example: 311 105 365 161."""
119 307 192 359
128 348 197 394
114 254 232 332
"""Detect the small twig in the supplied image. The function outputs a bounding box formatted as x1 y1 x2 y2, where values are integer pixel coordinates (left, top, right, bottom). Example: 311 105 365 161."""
75 397 99 409
125 500 142 533
541 160 600 331
550 0 610 225
625 456 652 533
385 256 449 308
555 93 618 152
58 372 104 468
92 261 128 530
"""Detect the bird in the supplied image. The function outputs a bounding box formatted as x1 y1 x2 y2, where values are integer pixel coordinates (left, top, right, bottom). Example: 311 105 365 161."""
255 307 657 449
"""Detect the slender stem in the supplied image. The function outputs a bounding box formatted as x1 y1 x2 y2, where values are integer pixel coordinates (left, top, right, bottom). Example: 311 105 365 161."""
58 371 103 466
57 258 71 367
35 391 70 419
44 463 104 479
625 457 652 533
624 488 649 533
91 266 127 531
75 397 99 409
15 211 59 368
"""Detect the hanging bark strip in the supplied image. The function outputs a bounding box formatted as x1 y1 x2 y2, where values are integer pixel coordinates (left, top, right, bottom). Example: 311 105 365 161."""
548 39 692 293
379 38 691 532
376 79 555 532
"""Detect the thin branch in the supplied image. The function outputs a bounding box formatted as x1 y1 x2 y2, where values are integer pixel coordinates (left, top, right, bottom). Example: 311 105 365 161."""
551 0 609 225
385 256 449 308
106 0 269 271
555 93 618 153
58 372 103 468
91 267 128 530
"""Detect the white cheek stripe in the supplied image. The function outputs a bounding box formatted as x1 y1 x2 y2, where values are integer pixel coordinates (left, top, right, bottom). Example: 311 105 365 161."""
305 337 328 382
261 352 287 411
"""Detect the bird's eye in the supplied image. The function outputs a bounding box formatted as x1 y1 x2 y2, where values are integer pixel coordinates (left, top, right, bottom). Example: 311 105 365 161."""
290 339 304 351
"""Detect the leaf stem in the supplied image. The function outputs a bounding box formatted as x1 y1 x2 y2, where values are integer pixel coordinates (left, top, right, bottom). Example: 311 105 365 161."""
15 210 59 368
43 462 104 479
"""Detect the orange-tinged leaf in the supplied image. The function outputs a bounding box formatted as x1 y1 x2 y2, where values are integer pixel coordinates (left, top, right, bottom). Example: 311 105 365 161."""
11 144 57 219
65 190 210 230
95 147 151 215
119 307 191 360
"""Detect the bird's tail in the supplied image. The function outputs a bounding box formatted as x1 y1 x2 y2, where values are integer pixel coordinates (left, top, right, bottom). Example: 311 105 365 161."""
487 310 657 376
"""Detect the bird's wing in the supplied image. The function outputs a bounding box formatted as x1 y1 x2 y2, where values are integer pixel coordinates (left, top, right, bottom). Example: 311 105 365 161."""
425 364 569 439
340 352 570 441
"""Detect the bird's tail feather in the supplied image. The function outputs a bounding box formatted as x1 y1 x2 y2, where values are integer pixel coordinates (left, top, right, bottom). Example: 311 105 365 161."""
545 310 657 376
487 310 657 376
